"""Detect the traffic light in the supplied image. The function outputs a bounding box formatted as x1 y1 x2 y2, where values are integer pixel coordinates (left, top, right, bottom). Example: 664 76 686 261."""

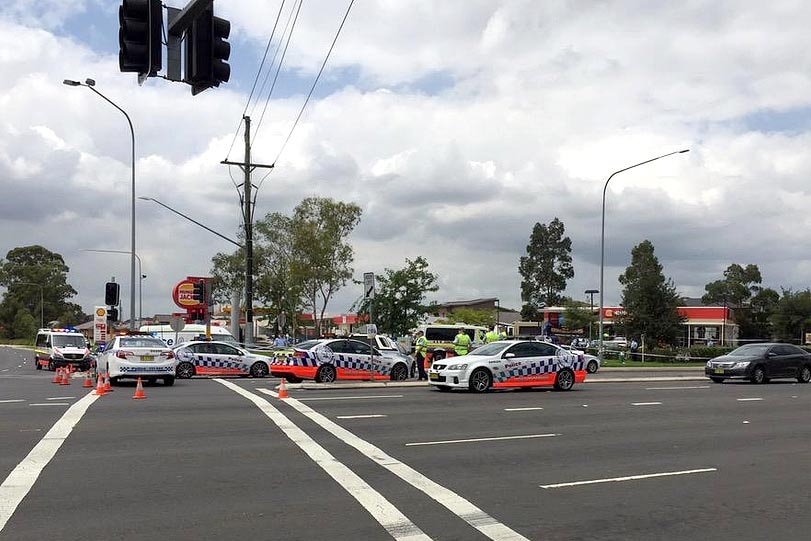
119 0 162 76
105 282 120 306
107 307 119 322
185 8 231 95
192 280 206 303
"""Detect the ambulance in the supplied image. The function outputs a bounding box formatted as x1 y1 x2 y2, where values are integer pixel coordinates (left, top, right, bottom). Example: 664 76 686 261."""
33 328 93 371
139 324 238 347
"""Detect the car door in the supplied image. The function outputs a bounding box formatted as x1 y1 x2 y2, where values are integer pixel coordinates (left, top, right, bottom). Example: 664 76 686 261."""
211 342 250 375
345 339 383 379
499 342 546 385
771 345 801 377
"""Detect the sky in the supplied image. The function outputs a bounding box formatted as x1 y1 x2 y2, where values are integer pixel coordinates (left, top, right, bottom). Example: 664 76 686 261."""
2 0 811 324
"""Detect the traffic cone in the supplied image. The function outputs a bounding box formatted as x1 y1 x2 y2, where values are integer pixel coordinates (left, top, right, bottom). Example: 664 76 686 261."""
132 377 147 400
83 371 94 388
278 378 288 399
94 374 106 396
60 368 71 385
53 368 63 384
103 372 114 392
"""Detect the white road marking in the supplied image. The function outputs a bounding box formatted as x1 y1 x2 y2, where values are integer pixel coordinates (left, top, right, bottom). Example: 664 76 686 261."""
1 369 8 373
46 396 75 400
0 400 24 404
540 468 717 489
218 381 430 541
737 398 763 402
645 386 709 390
256 387 531 541
504 407 543 412
631 402 662 406
29 403 70 407
336 414 387 419
405 434 557 447
0 391 99 532
299 395 404 401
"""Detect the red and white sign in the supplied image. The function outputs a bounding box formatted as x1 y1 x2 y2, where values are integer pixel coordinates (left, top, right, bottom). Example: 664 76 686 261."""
172 278 205 309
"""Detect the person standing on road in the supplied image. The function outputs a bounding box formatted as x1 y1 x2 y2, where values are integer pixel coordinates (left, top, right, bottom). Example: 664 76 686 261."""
413 330 428 380
453 328 471 356
485 327 499 343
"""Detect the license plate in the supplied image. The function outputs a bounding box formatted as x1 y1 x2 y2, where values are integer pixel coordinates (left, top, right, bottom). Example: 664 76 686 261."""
141 355 154 362
429 373 439 380
714 368 724 374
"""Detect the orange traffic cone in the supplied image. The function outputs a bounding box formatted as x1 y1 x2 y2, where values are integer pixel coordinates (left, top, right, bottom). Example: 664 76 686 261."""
60 368 71 385
132 377 147 400
94 374 106 396
53 368 63 384
83 371 94 388
278 378 288 399
103 372 114 392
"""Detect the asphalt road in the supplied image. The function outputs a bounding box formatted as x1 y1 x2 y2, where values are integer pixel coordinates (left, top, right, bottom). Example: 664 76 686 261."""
2 345 810 540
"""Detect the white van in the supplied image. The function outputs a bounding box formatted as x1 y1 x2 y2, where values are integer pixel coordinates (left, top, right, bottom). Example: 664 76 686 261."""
33 328 92 371
139 324 238 347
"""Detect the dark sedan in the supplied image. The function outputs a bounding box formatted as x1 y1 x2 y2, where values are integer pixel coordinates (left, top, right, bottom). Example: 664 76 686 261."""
705 343 811 384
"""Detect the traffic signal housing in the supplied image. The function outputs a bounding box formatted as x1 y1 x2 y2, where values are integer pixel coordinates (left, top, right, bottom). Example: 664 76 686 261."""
119 0 162 76
192 280 206 303
105 282 120 306
185 8 231 95
107 308 119 322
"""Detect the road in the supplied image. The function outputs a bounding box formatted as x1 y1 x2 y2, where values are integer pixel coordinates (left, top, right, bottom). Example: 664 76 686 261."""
2 345 810 540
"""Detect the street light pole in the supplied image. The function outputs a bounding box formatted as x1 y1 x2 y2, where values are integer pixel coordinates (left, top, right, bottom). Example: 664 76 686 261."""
80 249 143 326
598 149 689 362
64 78 137 329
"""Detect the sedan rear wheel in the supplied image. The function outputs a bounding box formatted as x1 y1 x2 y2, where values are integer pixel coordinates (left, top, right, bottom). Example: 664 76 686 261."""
554 368 575 391
250 362 269 378
586 360 598 373
797 365 811 383
468 368 492 393
176 361 195 379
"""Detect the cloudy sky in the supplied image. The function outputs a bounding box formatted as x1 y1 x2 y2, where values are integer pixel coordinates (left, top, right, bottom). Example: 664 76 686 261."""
2 0 810 323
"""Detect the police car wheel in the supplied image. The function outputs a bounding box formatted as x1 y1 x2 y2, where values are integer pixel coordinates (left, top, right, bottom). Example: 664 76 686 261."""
250 362 269 378
176 362 195 379
468 368 492 393
554 368 575 391
586 360 598 373
390 363 409 381
315 365 336 383
48 360 55 371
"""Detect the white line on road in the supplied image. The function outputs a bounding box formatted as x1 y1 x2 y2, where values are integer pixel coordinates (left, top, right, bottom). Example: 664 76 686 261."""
29 403 70 407
405 434 557 446
540 468 717 489
737 398 763 402
255 388 531 541
337 414 387 419
47 396 75 400
0 399 24 404
645 386 709 390
504 407 544 412
0 391 99 533
218 381 431 541
299 395 404 401
631 402 662 406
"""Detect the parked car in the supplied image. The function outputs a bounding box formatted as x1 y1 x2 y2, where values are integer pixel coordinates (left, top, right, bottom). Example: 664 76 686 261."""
96 332 176 386
427 340 587 393
173 341 271 379
705 343 811 384
603 336 628 349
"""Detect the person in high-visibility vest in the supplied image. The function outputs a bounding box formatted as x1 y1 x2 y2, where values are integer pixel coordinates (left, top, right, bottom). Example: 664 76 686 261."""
413 330 428 380
453 328 471 356
485 327 499 343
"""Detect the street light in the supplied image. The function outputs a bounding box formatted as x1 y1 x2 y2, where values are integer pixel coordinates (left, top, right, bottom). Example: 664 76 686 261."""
80 249 144 326
64 78 137 329
16 282 44 329
598 149 689 361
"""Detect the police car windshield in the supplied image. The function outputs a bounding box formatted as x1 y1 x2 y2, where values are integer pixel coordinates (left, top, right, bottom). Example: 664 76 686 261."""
119 337 167 348
468 342 509 356
52 335 86 348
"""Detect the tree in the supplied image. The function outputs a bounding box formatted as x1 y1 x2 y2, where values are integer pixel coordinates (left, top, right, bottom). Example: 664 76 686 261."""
618 240 685 346
355 256 439 336
562 300 596 334
770 289 811 343
743 287 780 340
0 245 85 338
518 218 574 312
255 213 303 336
702 263 768 340
288 197 362 336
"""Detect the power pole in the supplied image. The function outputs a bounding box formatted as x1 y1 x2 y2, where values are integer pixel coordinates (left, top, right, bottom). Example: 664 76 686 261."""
221 115 273 346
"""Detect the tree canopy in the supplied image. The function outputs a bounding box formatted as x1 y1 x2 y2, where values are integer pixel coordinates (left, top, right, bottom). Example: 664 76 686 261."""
518 217 573 313
770 289 811 343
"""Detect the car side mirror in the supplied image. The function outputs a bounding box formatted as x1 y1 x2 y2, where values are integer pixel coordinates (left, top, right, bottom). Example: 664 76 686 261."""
503 352 515 359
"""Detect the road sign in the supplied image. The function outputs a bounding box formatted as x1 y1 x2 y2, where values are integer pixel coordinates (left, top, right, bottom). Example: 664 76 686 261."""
363 272 375 299
366 324 378 336
169 315 186 332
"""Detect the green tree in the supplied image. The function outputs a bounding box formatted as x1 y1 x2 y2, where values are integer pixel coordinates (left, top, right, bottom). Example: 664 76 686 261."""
518 217 574 311
355 256 439 336
743 287 780 340
618 240 685 346
255 213 303 336
770 289 811 343
702 263 769 340
562 300 596 334
288 197 362 336
12 308 37 338
0 246 85 338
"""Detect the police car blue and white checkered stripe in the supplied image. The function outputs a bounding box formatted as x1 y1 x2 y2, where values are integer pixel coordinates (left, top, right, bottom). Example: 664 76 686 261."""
192 355 247 370
494 353 584 382
274 347 393 375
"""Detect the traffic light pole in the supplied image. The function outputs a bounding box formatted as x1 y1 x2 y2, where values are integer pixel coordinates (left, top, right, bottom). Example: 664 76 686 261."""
221 116 273 346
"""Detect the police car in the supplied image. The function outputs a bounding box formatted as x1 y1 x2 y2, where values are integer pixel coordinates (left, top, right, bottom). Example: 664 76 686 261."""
173 341 271 379
270 338 411 383
96 332 177 386
427 340 587 393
